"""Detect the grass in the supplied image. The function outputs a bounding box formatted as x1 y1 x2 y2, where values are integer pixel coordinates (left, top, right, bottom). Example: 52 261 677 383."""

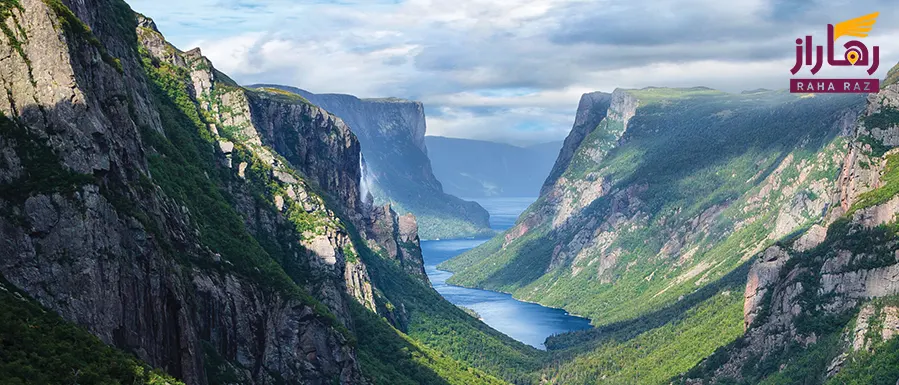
249 87 313 105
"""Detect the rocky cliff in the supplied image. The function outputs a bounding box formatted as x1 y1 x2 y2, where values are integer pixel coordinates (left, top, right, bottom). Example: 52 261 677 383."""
0 1 521 384
541 91 613 194
248 85 493 240
682 67 899 384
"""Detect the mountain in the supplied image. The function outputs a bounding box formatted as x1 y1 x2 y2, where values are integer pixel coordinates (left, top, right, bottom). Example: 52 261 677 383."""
440 86 870 382
7 0 899 383
424 136 563 198
0 1 539 384
247 85 492 240
680 68 899 384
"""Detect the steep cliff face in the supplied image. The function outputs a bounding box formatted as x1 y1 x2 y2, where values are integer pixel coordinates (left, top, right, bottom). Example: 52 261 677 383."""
0 1 520 384
250 85 493 240
541 91 613 194
364 204 426 280
682 68 899 384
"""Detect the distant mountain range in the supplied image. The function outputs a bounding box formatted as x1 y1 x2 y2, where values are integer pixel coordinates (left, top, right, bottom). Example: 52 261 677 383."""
425 136 563 198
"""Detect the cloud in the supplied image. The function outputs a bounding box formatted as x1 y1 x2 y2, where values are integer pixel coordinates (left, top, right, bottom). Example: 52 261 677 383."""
127 0 899 145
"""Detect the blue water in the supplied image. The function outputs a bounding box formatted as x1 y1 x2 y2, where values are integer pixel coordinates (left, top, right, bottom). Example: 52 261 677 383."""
472 196 540 231
423 197 592 350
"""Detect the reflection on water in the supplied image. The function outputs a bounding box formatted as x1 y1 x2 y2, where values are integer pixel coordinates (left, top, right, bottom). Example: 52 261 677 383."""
424 197 592 350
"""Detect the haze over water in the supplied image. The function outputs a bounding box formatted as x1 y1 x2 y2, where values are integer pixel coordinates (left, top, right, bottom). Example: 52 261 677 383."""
423 197 592 350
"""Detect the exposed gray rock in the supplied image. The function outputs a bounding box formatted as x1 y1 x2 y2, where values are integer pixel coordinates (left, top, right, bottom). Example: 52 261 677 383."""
249 84 491 240
743 246 791 329
364 204 427 281
542 91 612 193
692 65 899 383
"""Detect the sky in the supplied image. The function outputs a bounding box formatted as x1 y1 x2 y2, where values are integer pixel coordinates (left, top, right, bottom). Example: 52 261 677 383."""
128 0 899 146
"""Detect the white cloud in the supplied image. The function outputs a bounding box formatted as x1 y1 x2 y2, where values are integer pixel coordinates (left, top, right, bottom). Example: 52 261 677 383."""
127 0 899 145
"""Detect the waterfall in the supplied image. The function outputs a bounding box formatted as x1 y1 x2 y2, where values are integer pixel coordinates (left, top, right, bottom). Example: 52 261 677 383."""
359 151 374 206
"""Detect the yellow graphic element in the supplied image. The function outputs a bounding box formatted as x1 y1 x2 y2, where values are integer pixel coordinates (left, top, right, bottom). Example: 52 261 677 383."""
847 51 860 64
833 12 879 41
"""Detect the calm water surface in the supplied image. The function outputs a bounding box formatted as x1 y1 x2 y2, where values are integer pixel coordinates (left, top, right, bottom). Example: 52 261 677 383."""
423 197 592 349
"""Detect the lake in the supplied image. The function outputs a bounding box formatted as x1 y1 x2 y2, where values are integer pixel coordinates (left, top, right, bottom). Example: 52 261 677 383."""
423 197 592 350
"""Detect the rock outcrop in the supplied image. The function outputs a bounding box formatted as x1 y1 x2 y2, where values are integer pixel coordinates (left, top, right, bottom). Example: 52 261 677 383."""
541 91 613 193
684 65 899 383
364 204 427 281
248 85 493 240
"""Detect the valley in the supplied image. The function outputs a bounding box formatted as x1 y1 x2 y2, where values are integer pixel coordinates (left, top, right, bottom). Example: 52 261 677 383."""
2 0 899 384
422 198 592 350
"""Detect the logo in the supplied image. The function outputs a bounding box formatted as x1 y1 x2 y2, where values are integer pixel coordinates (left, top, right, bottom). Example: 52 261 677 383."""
789 12 880 93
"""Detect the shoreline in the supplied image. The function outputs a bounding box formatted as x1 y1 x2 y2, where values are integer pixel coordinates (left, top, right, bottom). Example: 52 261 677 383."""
434 266 594 324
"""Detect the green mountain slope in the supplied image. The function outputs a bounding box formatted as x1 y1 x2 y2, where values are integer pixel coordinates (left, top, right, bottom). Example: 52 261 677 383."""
439 87 867 383
443 88 863 325
679 64 899 384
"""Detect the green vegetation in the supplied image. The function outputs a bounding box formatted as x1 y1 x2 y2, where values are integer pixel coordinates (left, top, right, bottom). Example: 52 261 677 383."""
683 215 899 383
350 301 508 385
250 86 313 105
446 90 862 327
627 86 724 105
343 243 359 263
11 2 896 383
850 108 899 212
829 335 899 385
137 30 535 385
439 89 866 384
137 40 342 328
370 183 494 240
415 213 496 240
882 62 899 89
345 226 544 384
0 277 184 385
544 289 743 385
278 84 495 240
0 0 27 67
